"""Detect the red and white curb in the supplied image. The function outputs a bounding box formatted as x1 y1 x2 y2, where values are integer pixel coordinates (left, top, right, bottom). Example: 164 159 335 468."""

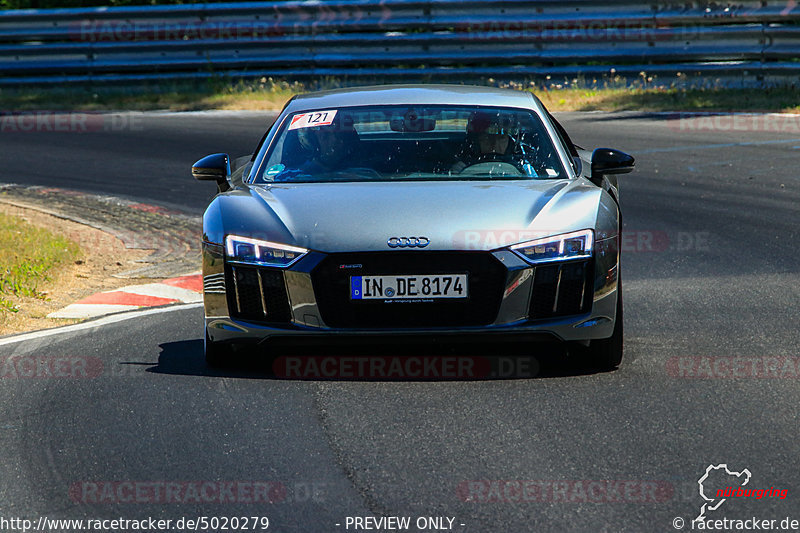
48 274 203 319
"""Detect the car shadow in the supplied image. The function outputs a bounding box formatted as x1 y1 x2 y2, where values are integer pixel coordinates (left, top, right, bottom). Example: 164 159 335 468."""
146 338 619 381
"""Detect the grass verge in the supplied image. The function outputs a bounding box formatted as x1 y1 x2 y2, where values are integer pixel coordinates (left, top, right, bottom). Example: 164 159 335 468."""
0 78 302 112
0 211 82 316
536 86 800 113
1 78 799 113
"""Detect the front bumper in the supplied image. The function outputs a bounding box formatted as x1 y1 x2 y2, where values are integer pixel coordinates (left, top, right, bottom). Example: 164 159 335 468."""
202 241 619 347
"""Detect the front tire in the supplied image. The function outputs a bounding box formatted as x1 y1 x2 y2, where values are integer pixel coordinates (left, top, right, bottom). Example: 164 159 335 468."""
587 281 623 371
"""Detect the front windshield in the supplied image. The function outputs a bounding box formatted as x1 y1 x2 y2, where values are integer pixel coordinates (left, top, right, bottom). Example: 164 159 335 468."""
256 105 568 183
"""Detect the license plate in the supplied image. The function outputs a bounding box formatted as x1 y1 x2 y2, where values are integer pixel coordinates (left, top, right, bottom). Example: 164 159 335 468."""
350 274 468 300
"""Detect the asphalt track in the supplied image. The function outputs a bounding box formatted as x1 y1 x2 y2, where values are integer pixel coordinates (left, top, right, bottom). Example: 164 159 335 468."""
1 109 799 532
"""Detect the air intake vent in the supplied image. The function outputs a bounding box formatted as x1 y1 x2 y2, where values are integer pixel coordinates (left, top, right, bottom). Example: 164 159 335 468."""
227 265 292 323
529 259 592 320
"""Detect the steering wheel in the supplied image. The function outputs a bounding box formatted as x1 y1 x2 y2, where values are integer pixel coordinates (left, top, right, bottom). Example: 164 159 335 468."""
459 160 524 176
334 167 383 179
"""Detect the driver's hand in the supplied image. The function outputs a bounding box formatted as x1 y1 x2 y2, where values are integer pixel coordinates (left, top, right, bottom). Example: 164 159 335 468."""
450 160 467 173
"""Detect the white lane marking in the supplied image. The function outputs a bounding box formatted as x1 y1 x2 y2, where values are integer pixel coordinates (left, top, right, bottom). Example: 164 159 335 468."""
0 302 202 347
114 283 202 302
48 303 141 319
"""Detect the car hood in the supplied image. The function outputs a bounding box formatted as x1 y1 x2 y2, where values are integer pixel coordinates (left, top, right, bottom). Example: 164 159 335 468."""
232 179 601 252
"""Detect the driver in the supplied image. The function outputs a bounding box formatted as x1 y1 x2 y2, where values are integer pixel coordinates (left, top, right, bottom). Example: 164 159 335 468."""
297 114 359 174
451 111 518 173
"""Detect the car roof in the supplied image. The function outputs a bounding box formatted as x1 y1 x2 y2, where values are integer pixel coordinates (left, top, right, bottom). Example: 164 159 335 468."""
286 84 539 113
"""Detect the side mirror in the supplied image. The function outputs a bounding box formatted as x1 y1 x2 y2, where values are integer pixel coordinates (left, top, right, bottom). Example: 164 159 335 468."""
192 153 231 192
591 148 635 178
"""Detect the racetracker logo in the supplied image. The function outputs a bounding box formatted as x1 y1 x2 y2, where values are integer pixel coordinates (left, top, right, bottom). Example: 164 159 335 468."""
693 464 789 525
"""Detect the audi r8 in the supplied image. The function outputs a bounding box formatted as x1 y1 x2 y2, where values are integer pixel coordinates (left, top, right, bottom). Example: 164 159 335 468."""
193 84 634 370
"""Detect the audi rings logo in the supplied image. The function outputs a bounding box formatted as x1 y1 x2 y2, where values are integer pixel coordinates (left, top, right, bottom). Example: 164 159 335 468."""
387 236 430 248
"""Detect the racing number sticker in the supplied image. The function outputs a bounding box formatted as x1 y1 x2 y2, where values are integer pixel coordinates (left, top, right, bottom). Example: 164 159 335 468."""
288 110 338 130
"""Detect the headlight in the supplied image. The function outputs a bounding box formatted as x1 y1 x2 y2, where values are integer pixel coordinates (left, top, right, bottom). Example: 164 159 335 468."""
510 229 593 264
225 235 307 268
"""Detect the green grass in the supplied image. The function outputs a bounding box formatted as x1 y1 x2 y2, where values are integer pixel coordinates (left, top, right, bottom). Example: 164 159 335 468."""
0 78 302 112
0 211 81 314
536 86 800 113
2 76 800 113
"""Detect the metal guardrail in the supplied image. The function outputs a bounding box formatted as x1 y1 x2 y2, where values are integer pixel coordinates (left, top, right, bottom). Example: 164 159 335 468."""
1 0 799 86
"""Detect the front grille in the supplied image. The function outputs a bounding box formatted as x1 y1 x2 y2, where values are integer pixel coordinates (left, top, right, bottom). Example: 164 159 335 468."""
312 252 507 328
529 259 593 320
226 265 292 323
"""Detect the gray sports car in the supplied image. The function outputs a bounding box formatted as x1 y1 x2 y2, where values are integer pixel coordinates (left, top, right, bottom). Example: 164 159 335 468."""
193 84 634 370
